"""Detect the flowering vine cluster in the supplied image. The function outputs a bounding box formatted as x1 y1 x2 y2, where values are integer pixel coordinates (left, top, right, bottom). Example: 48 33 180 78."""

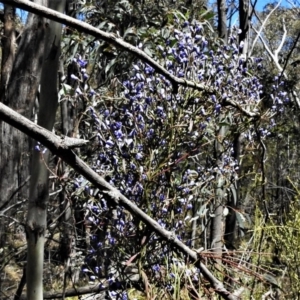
68 18 289 297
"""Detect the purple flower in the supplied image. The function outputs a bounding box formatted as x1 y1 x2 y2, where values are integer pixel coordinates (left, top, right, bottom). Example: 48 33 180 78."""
136 153 143 160
187 203 193 210
152 264 160 272
214 104 221 113
78 57 88 68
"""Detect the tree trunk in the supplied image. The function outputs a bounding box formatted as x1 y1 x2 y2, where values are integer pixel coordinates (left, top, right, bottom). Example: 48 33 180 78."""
223 0 249 251
211 125 227 263
212 4 228 260
26 1 66 299
0 4 17 290
239 0 249 52
217 0 227 42
0 0 47 269
0 5 16 103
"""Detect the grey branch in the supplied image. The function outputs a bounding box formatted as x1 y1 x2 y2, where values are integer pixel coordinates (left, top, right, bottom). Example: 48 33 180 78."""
60 136 89 149
102 190 120 204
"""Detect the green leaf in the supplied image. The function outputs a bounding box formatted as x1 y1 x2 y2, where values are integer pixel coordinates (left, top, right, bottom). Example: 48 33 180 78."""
230 184 238 205
236 211 246 229
263 274 282 290
123 27 137 39
143 47 153 57
105 58 117 74
59 84 73 98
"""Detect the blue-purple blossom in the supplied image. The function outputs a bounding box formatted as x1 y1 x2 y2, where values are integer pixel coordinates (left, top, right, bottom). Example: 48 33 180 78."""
73 21 288 297
152 264 160 272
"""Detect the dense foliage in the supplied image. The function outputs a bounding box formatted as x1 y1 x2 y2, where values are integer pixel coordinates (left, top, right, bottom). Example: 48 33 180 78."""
2 1 300 299
56 13 288 298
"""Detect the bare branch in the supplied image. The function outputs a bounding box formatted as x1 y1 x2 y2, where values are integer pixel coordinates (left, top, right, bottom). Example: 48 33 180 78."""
280 31 300 78
19 283 108 299
250 5 300 109
225 99 259 118
249 0 281 57
274 18 287 59
251 26 283 73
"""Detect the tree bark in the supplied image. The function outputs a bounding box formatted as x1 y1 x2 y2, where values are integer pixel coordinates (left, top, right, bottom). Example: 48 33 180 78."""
26 1 66 299
213 4 228 265
239 0 249 50
0 4 16 103
0 0 47 265
217 0 227 42
0 4 16 283
224 0 249 252
211 125 227 263
213 0 229 257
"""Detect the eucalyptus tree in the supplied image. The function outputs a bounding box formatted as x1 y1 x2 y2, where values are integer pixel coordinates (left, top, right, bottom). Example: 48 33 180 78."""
0 0 66 299
0 2 47 296
26 1 66 299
